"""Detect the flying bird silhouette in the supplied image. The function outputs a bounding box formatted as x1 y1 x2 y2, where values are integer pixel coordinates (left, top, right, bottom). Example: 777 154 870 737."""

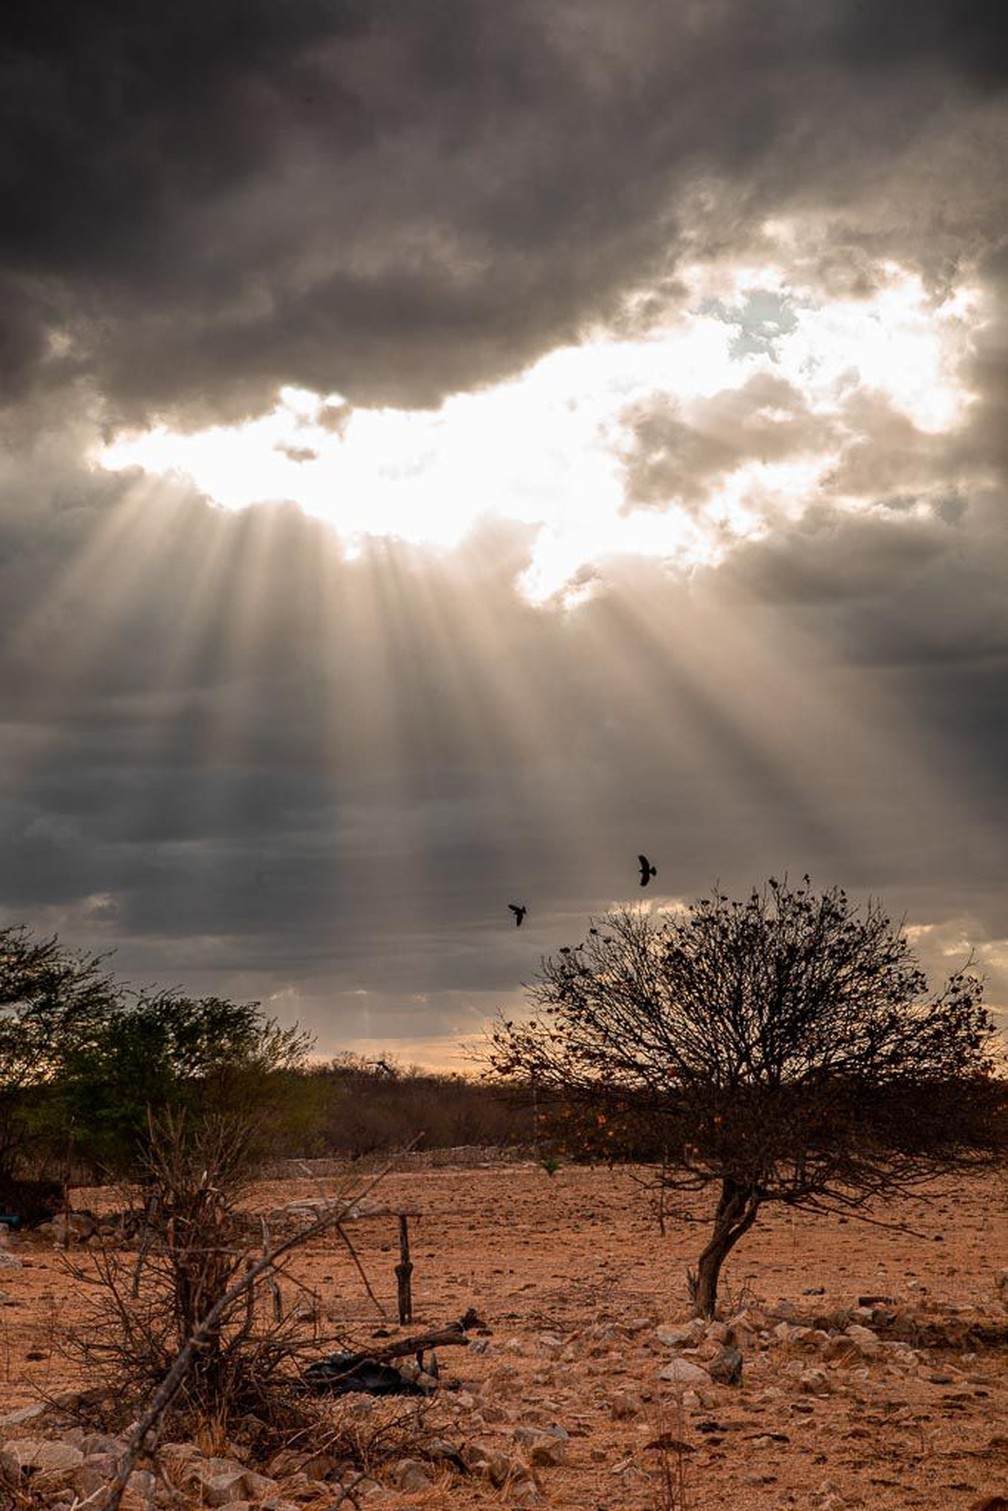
508 903 527 927
638 853 657 887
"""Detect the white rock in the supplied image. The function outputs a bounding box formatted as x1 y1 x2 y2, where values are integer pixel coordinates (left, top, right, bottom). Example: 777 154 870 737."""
655 1320 704 1347
658 1357 710 1386
0 1440 85 1476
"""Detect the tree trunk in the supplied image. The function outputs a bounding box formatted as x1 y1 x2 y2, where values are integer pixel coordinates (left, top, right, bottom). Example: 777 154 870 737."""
692 1177 760 1318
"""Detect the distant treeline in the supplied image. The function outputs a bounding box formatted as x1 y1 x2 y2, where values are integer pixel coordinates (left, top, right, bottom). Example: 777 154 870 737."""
277 1054 535 1160
26 1054 537 1191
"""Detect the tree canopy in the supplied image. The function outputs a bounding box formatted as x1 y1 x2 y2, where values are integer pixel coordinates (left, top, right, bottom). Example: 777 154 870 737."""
53 989 314 1177
0 924 314 1188
488 877 1004 1314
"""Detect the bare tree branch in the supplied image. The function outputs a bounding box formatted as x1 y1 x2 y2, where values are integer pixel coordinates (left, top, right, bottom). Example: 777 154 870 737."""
486 877 1005 1315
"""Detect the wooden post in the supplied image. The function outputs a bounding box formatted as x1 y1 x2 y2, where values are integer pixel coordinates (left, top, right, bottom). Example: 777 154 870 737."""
395 1213 414 1325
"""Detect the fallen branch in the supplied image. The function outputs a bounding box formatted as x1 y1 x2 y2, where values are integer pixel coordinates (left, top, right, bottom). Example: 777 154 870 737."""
353 1317 478 1364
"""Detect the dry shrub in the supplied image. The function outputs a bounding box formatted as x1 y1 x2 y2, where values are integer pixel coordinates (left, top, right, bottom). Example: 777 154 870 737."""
645 1398 693 1511
62 1108 368 1451
0 1456 50 1511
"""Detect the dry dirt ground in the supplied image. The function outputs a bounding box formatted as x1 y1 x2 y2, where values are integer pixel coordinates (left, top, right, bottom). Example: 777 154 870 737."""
0 1159 1005 1509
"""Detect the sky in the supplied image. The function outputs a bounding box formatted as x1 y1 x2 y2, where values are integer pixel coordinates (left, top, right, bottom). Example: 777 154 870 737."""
2 0 1007 1068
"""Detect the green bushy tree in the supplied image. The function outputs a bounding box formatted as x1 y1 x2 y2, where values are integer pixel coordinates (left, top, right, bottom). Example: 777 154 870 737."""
54 989 315 1179
2 924 317 1191
0 926 118 1210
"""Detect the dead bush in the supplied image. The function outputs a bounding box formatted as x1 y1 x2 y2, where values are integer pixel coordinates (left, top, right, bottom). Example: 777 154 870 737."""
62 1108 378 1453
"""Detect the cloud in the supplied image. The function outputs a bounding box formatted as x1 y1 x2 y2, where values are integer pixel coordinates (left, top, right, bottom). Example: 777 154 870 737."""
2 1 1006 430
619 373 835 512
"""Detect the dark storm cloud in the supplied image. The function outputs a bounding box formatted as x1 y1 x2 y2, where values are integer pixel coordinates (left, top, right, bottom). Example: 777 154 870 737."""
713 486 1008 901
827 0 1008 88
2 0 1006 426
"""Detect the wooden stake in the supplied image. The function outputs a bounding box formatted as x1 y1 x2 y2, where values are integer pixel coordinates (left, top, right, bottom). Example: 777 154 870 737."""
395 1213 413 1325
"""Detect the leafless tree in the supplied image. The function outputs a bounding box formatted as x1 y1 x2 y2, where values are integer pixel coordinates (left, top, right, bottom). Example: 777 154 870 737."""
488 877 1004 1316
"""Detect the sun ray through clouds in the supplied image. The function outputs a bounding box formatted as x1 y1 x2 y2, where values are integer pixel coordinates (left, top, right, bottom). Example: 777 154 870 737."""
9 248 979 1015
4 2 1007 1066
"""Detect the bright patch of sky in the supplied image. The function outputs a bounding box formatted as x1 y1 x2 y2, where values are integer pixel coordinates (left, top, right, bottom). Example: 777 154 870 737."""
95 258 981 603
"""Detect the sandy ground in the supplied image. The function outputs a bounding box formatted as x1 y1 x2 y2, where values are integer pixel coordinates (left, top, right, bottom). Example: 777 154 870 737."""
0 1160 1005 1509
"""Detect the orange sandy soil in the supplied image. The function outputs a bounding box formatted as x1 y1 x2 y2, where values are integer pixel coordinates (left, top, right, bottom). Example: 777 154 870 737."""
0 1160 1005 1509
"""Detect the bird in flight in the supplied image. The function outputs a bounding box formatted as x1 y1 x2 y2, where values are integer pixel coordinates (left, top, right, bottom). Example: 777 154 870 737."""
638 853 657 887
508 903 527 927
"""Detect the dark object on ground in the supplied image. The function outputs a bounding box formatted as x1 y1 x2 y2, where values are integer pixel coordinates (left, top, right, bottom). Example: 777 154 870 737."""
302 1352 424 1396
0 1178 62 1226
302 1314 481 1395
0 1214 21 1229
638 854 657 886
509 904 527 927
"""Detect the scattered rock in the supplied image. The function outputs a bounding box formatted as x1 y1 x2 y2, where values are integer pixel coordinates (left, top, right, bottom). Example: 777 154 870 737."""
71 1455 119 1500
707 1346 743 1385
655 1320 704 1348
0 1403 47 1428
725 1309 765 1348
0 1439 85 1477
195 1468 253 1506
610 1390 643 1419
513 1425 568 1466
843 1324 881 1358
393 1457 433 1492
658 1357 710 1386
120 1468 157 1510
460 1442 491 1472
485 1451 527 1488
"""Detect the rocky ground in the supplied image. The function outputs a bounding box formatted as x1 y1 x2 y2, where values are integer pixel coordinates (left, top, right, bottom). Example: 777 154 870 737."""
0 1159 1004 1509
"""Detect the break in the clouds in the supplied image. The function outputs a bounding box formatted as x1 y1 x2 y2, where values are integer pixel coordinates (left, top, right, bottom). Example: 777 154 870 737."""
1 1 1007 1063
